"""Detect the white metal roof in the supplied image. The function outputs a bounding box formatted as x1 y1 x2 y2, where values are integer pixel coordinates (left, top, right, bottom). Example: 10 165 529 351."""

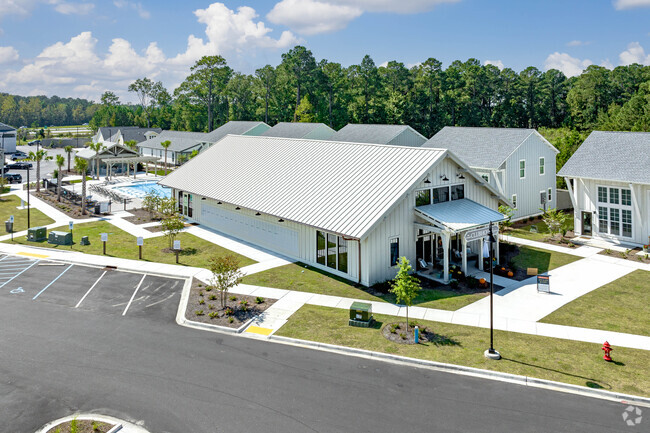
415 199 506 233
160 135 448 239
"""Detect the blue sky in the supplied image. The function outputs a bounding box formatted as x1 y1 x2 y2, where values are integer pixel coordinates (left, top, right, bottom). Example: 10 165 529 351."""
0 0 649 102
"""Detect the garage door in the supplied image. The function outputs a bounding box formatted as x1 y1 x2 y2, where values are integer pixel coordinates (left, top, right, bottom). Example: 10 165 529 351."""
201 204 299 257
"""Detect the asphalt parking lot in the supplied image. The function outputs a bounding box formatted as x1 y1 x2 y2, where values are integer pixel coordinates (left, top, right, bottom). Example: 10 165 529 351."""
0 253 184 322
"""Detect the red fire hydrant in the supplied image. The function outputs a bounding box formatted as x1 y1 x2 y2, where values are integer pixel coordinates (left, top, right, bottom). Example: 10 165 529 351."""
602 341 613 362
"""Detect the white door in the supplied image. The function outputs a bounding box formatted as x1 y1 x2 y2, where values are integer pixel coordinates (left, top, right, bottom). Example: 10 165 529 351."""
201 204 299 257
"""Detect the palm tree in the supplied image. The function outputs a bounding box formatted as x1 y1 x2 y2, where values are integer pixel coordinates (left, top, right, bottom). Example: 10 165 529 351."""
27 149 51 193
55 154 65 202
160 140 171 176
74 157 89 215
87 141 104 180
64 145 74 173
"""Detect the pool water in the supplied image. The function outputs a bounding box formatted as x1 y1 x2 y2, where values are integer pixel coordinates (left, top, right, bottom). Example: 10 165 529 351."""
114 182 171 199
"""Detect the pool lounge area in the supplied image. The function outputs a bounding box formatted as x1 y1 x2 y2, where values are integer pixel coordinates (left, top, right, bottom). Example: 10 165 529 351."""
112 181 172 199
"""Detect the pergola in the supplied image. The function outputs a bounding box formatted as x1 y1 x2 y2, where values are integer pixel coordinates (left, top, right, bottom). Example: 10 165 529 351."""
102 155 161 179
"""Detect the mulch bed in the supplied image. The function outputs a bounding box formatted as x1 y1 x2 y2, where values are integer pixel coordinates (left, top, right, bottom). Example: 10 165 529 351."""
382 322 460 346
599 247 650 264
499 243 534 281
122 208 162 225
46 420 114 433
185 278 276 328
33 190 100 219
144 225 164 233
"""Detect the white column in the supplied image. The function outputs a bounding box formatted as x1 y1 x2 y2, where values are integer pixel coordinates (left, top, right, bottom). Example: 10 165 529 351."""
442 232 450 283
461 235 468 275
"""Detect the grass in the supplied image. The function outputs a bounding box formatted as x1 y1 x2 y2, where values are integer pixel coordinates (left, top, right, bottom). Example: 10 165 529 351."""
242 262 486 310
4 220 257 268
507 219 575 242
508 245 580 274
68 176 92 184
540 270 650 336
0 194 55 232
276 304 650 397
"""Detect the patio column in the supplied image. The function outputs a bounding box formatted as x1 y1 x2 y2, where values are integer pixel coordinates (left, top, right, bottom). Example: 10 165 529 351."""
442 231 450 284
478 238 484 271
461 235 468 275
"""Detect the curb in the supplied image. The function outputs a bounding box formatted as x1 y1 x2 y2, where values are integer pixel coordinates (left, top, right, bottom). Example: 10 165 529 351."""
34 413 150 433
267 334 650 407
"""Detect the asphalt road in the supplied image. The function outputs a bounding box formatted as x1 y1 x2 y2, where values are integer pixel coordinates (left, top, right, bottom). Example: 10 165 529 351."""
0 259 645 433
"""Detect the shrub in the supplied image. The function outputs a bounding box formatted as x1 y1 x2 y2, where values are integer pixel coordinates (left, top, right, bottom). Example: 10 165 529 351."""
229 295 238 302
466 276 478 289
241 305 248 312
208 294 217 301
70 418 78 433
390 323 399 333
450 280 459 289
205 286 213 292
208 303 215 309
255 296 265 304
92 421 102 431
399 332 406 340
228 316 234 323
198 283 203 287
208 311 218 319
224 307 234 316
240 300 248 306
199 291 204 297
198 299 205 305
605 249 612 255
195 310 204 316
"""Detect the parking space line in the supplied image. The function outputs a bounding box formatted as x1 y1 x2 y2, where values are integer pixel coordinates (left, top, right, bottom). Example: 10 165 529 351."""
0 260 40 289
122 274 147 316
32 264 73 300
75 271 107 308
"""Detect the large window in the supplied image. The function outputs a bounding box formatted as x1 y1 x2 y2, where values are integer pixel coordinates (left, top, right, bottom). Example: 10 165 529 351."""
416 184 464 206
539 157 545 175
519 160 526 179
609 188 619 205
512 194 517 209
390 237 399 266
622 210 632 238
610 208 620 236
177 190 183 213
316 230 348 273
598 187 607 203
432 186 449 204
598 206 608 232
598 186 633 238
451 184 465 200
415 189 431 207
621 189 632 206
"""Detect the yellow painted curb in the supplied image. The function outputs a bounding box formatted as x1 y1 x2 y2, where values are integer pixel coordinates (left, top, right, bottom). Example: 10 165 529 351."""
245 326 273 336
17 252 49 259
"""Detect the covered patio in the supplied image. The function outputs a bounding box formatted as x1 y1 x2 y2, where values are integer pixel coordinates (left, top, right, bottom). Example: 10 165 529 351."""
414 199 506 283
102 155 160 179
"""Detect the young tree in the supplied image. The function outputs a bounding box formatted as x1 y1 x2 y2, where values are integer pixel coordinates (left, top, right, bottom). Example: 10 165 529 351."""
160 140 171 175
158 196 177 218
142 191 161 219
161 214 185 249
541 208 570 239
209 255 244 308
27 149 51 193
389 257 421 331
255 65 275 124
498 205 515 234
74 157 89 215
55 154 65 202
64 145 74 172
295 95 315 122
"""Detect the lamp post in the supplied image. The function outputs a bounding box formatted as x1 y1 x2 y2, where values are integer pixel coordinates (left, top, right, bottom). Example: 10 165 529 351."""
25 165 30 229
484 221 501 360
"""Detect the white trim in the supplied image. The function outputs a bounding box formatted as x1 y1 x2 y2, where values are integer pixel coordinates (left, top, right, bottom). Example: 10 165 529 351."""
519 159 526 179
539 157 545 175
628 183 642 223
564 177 577 209
511 194 517 209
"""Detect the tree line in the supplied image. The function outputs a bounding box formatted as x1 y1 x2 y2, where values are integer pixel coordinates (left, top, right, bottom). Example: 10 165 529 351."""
0 93 97 128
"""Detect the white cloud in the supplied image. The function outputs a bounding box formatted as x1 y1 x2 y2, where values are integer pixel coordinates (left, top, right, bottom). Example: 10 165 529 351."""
601 58 615 69
52 1 94 15
0 46 19 64
267 0 362 35
267 0 459 34
566 40 590 47
113 0 150 19
544 52 592 77
619 41 650 65
484 59 504 70
613 0 650 10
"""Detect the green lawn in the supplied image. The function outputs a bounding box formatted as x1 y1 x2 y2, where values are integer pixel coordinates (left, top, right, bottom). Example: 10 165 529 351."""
4 220 256 268
0 194 55 232
541 270 650 336
242 262 486 311
68 177 92 184
509 245 581 274
276 305 650 397
507 219 575 242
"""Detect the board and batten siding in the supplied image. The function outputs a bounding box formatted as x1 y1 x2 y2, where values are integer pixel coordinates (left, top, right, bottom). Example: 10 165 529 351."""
503 133 557 220
571 178 650 245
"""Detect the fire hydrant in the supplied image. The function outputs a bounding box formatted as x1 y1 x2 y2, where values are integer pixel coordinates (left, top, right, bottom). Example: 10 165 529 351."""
602 341 613 362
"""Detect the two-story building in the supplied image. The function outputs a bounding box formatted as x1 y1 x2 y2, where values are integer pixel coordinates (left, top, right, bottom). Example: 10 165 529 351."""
0 122 17 154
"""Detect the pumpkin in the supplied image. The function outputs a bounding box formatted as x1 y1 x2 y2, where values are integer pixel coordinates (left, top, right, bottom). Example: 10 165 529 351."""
507 271 514 277
479 278 486 284
501 267 506 271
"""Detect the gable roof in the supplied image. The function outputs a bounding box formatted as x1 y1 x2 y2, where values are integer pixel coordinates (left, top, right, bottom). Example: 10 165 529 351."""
76 142 139 160
204 121 270 143
137 130 209 152
160 136 450 239
97 126 160 144
0 122 16 132
261 122 335 139
423 126 557 170
557 131 650 185
326 124 427 146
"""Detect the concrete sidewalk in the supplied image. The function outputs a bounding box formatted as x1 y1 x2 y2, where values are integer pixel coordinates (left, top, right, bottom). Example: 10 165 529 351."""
500 233 603 258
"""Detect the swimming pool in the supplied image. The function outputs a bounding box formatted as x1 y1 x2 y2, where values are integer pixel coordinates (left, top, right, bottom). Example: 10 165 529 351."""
114 181 172 199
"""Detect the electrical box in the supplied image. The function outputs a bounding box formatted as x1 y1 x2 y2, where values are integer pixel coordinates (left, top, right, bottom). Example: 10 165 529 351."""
349 301 373 328
48 230 72 246
27 226 47 242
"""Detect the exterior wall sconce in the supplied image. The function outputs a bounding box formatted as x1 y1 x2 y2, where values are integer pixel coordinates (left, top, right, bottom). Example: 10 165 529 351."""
440 175 449 181
217 201 222 204
235 207 241 210
201 197 206 200
457 173 465 180
255 212 261 216
424 176 431 184
278 219 284 222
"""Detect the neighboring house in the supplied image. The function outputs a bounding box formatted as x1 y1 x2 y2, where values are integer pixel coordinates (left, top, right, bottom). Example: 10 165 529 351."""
160 136 508 286
76 142 143 177
423 127 559 220
0 122 17 154
261 122 335 140
326 124 427 147
558 131 650 246
93 127 162 146
137 130 210 165
203 121 270 143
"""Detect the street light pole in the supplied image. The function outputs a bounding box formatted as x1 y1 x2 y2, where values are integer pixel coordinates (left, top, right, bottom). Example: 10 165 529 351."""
26 166 30 229
484 221 501 360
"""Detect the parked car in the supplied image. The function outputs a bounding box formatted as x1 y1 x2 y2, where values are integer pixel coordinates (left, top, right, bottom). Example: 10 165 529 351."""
1 173 22 183
11 151 28 160
5 162 32 170
27 140 41 146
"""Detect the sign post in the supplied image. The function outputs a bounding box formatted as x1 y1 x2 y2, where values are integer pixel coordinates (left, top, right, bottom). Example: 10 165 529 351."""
69 221 73 246
173 239 181 264
137 236 143 260
9 215 13 242
101 232 108 255
537 275 550 293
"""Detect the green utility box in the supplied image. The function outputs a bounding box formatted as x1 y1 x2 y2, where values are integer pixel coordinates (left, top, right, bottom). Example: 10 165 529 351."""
48 230 72 246
27 226 47 242
349 301 374 328
80 236 90 246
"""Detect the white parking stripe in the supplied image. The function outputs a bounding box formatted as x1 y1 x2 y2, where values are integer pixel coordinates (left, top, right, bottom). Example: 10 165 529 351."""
122 274 147 316
75 271 107 308
0 260 40 289
32 264 73 300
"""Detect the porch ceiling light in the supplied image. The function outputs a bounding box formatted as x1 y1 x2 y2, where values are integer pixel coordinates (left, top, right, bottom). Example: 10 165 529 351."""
440 175 449 182
235 207 241 210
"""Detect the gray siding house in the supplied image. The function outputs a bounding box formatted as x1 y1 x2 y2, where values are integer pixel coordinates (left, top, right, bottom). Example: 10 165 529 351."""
137 130 209 165
423 127 559 220
558 131 650 246
326 124 427 147
261 122 335 140
0 122 17 154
